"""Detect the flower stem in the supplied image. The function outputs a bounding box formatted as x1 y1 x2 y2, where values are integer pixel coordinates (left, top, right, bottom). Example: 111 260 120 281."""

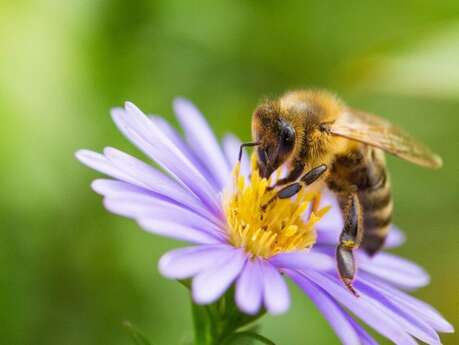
191 301 215 345
221 331 276 345
189 290 270 345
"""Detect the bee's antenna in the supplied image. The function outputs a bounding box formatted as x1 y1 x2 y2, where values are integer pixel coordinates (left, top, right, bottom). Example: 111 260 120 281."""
238 142 260 162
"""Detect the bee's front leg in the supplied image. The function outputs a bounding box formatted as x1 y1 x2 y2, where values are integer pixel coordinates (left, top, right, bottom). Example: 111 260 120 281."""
272 164 328 200
270 160 305 189
336 193 364 297
262 165 327 211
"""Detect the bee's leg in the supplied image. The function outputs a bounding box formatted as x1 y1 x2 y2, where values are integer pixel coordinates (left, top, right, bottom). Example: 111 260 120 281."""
260 181 304 211
275 164 328 200
262 165 327 210
277 183 303 199
271 160 305 188
336 193 363 297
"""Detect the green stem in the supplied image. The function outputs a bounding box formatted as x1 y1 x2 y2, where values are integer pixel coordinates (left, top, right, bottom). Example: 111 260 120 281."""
191 302 215 345
188 287 271 345
221 331 276 345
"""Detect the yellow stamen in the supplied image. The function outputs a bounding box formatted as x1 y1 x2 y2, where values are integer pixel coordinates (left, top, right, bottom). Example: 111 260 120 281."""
223 154 329 258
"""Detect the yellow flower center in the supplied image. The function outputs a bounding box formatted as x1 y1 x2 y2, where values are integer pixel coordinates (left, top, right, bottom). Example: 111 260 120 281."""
223 154 329 258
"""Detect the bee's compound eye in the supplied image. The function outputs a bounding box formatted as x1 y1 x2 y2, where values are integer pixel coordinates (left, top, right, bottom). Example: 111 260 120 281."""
279 125 295 156
280 125 295 145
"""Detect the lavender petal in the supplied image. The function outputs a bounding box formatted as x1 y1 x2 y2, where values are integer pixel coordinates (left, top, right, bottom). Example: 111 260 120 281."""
358 251 430 289
315 230 340 246
174 98 230 190
300 269 417 345
76 148 221 224
289 271 361 345
138 218 223 245
103 147 190 198
91 178 156 197
159 245 233 279
359 272 454 333
149 115 217 187
76 149 138 185
235 259 263 315
111 104 221 213
385 225 406 248
103 147 216 213
353 278 441 344
260 261 290 315
269 250 334 271
92 179 224 227
192 249 246 304
103 195 227 240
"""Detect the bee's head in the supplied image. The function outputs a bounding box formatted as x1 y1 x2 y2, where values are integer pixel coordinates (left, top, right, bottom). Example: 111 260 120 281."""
251 101 296 178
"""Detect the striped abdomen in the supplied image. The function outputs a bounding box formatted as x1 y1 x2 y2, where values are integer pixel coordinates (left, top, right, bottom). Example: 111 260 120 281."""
358 157 392 256
328 147 393 256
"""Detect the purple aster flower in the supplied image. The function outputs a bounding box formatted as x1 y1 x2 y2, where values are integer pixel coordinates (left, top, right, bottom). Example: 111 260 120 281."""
76 99 453 345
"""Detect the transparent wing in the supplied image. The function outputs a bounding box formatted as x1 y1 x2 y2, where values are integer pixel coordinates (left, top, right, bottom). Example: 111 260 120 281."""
330 109 443 169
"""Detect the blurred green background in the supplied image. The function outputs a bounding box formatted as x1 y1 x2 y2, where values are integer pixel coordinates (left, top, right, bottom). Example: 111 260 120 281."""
1 0 458 344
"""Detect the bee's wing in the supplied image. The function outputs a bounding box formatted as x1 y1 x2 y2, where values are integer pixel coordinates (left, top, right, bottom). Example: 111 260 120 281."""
330 109 443 169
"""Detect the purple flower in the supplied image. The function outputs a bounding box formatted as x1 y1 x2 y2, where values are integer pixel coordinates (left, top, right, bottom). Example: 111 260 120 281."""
76 99 453 345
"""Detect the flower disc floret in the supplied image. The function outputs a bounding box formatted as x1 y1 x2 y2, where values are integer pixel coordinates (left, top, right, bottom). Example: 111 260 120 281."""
224 155 329 258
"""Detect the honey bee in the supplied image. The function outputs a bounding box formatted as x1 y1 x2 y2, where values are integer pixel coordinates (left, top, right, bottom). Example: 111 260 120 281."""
244 89 442 295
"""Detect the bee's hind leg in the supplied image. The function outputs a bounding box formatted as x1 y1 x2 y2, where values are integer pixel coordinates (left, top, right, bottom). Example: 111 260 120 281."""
336 193 364 297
